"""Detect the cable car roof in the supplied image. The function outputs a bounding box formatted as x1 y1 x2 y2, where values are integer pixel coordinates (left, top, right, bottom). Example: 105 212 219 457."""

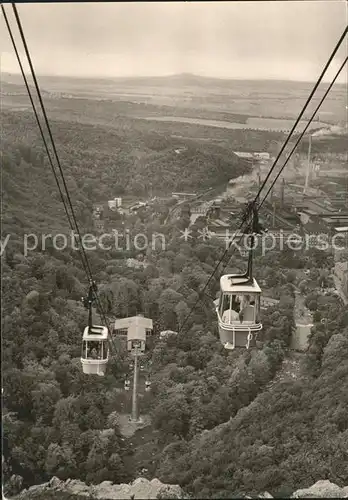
114 316 153 330
83 325 109 340
220 275 261 293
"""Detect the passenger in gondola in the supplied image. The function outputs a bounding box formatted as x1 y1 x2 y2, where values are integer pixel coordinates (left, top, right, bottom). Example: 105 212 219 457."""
240 295 255 323
232 295 241 313
90 347 98 359
239 295 247 323
221 295 240 323
222 297 238 323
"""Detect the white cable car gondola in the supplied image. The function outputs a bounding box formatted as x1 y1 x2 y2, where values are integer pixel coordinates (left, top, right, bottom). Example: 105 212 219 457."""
216 201 265 350
81 325 109 376
216 274 262 349
80 282 109 376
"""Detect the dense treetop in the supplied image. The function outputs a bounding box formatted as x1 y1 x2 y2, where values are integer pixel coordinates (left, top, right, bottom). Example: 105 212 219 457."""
2 119 347 498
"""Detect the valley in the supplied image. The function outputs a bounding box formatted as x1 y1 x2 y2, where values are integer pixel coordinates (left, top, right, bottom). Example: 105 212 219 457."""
2 70 348 500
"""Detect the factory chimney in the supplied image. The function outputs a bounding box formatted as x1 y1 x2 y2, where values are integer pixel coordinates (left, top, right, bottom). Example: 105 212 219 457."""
303 135 312 195
281 178 285 208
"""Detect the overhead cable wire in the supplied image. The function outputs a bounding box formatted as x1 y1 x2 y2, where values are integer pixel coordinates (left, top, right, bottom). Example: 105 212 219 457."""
11 3 93 281
1 4 74 231
178 28 347 334
7 5 117 352
259 56 348 208
3 4 96 299
254 25 348 202
216 56 348 282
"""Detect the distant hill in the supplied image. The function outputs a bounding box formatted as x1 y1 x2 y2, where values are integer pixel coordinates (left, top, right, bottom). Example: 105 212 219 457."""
3 71 346 89
2 71 345 125
1 80 51 97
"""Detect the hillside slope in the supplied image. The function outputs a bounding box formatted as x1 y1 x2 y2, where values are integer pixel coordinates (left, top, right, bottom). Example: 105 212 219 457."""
156 330 348 498
2 109 250 201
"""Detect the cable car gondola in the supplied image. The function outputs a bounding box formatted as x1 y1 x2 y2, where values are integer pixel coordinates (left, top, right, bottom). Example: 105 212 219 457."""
216 202 264 350
80 282 109 376
81 325 109 376
216 274 262 349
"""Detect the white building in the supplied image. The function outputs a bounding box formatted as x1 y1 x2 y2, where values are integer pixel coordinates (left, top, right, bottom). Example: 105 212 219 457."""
254 152 270 160
108 197 122 210
234 152 254 160
160 330 178 338
126 258 148 269
333 226 348 262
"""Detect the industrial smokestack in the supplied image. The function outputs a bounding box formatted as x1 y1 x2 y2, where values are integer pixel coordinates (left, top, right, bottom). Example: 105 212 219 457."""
303 135 312 195
281 178 285 208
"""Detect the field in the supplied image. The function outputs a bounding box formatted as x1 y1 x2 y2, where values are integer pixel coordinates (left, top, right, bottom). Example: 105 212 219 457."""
2 72 346 126
142 115 331 133
1 71 346 207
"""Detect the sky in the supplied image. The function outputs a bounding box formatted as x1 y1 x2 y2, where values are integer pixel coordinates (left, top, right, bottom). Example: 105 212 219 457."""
1 1 347 82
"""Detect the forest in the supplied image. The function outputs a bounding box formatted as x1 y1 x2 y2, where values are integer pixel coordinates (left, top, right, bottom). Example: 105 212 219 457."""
1 101 291 200
2 128 348 498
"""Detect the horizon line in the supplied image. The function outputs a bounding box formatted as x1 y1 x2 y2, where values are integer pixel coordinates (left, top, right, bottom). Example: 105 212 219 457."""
2 70 346 86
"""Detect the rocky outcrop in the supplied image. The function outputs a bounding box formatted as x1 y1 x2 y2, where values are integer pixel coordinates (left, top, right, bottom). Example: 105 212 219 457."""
10 476 186 499
291 480 348 498
249 480 348 499
7 478 348 499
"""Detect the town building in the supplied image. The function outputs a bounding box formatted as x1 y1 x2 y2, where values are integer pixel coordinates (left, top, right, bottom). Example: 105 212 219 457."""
234 151 270 162
254 152 270 160
126 258 148 270
108 197 122 210
129 201 147 213
172 192 197 201
160 330 178 338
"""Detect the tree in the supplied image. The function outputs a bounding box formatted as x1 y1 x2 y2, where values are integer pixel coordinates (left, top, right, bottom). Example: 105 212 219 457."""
175 301 190 329
100 278 140 316
31 382 62 424
153 387 190 439
158 289 184 331
45 443 77 479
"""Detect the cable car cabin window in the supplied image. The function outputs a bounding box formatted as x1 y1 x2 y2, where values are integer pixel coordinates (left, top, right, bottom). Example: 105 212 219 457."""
255 295 261 323
101 341 108 360
220 293 260 324
82 341 88 358
239 295 255 322
86 341 103 360
220 294 231 317
232 295 241 313
239 294 260 323
221 294 242 324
